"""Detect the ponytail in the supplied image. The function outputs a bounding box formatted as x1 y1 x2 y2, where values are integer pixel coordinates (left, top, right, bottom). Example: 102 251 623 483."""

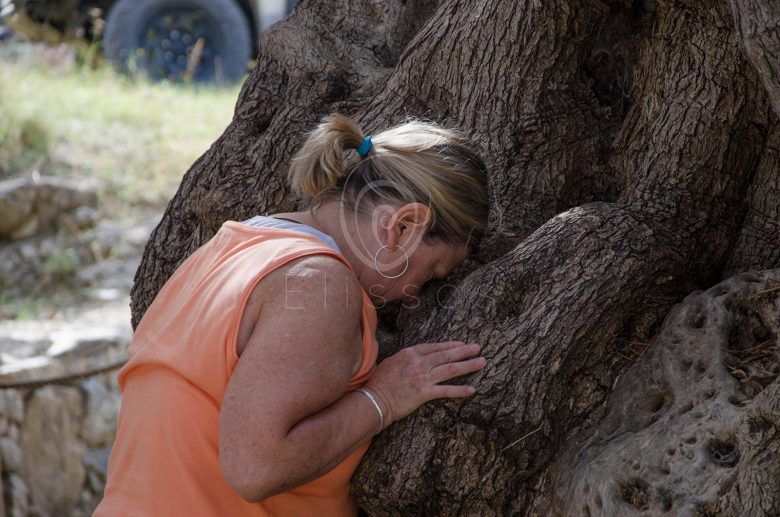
287 113 366 201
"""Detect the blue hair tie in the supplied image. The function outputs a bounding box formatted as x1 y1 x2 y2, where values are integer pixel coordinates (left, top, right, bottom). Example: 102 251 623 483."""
356 136 373 157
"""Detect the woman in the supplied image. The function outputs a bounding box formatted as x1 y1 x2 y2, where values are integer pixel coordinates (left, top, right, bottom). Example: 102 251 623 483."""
95 113 490 516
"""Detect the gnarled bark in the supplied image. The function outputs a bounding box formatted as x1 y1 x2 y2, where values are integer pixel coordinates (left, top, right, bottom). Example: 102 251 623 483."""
725 121 780 274
555 270 780 516
131 0 780 514
730 0 780 119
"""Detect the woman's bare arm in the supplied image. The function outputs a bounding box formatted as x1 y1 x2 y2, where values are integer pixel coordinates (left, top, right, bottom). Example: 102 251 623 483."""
219 254 485 501
220 255 373 501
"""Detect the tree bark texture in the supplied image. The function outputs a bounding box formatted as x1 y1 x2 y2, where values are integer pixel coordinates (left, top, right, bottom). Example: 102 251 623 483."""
730 0 780 119
555 270 780 516
130 0 780 515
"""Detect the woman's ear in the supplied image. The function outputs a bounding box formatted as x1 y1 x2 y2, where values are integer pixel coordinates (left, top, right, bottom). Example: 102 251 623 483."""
396 203 432 233
382 202 431 248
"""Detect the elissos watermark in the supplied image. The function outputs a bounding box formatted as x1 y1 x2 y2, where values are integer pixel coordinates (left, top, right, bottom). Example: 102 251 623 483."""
370 282 498 311
283 273 498 311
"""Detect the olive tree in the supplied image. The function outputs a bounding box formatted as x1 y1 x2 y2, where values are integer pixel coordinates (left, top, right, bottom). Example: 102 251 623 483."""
131 0 780 514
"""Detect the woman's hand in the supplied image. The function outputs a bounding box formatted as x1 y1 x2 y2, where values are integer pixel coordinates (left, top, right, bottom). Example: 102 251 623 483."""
363 341 485 428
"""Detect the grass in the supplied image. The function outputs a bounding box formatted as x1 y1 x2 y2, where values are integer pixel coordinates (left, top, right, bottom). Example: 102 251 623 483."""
0 41 241 319
0 41 240 216
0 106 48 175
0 295 52 321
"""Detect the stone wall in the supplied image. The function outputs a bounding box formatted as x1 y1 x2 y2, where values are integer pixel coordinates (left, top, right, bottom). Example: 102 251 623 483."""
0 376 120 517
0 324 127 517
0 174 145 516
0 375 119 517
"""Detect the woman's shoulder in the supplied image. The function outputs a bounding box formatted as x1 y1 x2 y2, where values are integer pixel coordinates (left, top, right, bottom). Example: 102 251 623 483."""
236 253 363 357
259 253 362 316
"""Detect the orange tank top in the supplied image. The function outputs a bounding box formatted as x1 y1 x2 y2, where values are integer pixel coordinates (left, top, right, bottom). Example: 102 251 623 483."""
95 221 379 517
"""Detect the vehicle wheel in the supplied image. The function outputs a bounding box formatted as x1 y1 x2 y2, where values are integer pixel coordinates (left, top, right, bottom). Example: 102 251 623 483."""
103 0 252 84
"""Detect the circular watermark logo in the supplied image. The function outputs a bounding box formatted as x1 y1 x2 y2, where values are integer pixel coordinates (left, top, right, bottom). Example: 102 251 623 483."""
335 167 433 276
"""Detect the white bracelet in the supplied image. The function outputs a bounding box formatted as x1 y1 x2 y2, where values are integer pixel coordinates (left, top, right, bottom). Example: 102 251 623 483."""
356 388 384 433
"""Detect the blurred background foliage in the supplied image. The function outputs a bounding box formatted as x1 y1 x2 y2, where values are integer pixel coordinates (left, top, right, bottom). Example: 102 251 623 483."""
0 40 239 215
0 38 238 319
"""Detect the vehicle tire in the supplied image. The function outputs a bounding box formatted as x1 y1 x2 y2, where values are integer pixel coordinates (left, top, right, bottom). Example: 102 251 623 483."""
103 0 252 84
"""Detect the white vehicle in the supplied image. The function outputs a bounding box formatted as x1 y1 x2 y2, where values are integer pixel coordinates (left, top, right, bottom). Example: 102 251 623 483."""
2 0 295 83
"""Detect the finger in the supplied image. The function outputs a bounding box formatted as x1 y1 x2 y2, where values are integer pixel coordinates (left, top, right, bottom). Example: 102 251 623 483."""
429 356 486 384
412 340 468 355
425 343 481 367
427 384 478 400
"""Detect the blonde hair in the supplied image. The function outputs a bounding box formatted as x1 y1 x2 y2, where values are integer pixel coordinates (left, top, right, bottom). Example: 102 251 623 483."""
287 113 489 253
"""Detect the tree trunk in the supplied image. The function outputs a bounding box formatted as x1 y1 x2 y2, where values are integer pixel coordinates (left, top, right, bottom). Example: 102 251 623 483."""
131 0 780 514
